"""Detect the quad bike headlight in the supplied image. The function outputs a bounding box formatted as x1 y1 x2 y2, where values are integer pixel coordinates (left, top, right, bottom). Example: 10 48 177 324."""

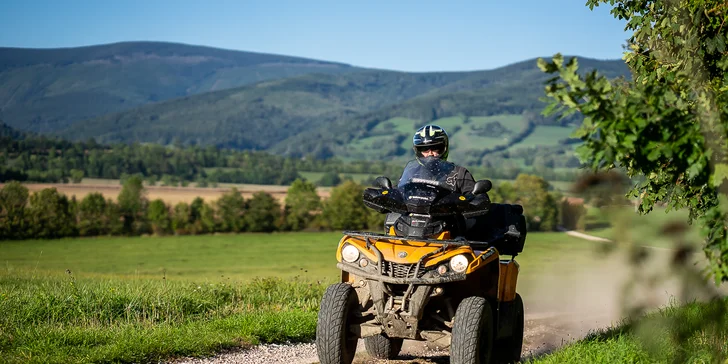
341 244 360 263
449 254 469 273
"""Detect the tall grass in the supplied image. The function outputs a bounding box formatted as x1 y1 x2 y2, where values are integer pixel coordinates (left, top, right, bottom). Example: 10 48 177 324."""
0 271 328 364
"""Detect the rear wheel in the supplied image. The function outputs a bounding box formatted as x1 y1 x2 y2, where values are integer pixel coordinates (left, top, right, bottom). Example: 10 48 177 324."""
496 293 524 363
364 333 403 359
451 296 494 364
316 283 359 364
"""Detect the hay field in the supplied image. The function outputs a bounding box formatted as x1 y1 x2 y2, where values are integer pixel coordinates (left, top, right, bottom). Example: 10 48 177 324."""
5 179 332 205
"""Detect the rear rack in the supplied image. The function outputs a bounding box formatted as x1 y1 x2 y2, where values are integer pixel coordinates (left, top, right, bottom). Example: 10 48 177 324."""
341 230 495 248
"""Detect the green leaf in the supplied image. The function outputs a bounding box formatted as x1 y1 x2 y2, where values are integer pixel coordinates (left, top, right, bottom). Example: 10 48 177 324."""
647 148 661 161
711 163 728 188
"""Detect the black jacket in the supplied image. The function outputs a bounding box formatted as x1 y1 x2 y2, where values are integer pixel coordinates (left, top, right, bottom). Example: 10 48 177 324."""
450 165 476 194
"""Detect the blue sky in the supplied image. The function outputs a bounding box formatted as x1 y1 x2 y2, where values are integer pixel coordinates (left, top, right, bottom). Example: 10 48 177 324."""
2 0 630 72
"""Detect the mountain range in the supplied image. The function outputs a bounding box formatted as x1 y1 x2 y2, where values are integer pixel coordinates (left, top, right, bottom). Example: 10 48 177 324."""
0 41 631 166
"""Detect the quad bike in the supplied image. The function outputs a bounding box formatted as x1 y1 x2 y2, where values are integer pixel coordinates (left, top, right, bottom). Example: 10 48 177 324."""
316 158 527 364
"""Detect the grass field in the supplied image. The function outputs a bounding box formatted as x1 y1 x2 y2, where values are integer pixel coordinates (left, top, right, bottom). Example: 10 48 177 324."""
371 117 418 134
0 232 343 282
512 125 576 148
0 232 617 284
1 228 724 363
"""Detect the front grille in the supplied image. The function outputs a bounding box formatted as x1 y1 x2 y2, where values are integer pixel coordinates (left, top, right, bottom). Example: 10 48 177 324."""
381 262 433 279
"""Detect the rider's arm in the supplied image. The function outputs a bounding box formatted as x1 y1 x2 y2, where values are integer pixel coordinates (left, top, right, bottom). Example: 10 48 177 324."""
458 167 476 194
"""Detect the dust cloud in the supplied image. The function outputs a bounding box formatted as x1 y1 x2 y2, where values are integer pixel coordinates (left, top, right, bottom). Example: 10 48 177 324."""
518 241 727 358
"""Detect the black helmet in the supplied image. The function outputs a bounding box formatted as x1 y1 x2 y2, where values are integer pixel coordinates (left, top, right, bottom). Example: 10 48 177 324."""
413 124 449 161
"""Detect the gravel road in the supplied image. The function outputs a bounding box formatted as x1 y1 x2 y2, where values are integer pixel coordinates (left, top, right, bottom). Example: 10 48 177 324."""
168 309 611 364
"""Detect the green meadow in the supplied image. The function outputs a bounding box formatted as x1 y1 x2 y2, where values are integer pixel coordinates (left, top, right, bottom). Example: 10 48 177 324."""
1 232 614 284
1 228 725 363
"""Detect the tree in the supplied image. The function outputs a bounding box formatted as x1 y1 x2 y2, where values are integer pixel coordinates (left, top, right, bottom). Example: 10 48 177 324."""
199 202 217 233
146 199 171 235
537 0 728 282
26 188 76 238
78 192 110 236
245 192 281 232
322 180 370 230
216 188 246 232
117 175 148 235
284 178 321 231
512 174 559 231
0 181 29 239
189 197 206 234
70 169 84 183
318 172 342 187
171 202 192 234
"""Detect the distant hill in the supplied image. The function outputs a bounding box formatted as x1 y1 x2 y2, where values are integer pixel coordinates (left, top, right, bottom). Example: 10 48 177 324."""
0 120 25 139
53 56 629 166
0 41 363 133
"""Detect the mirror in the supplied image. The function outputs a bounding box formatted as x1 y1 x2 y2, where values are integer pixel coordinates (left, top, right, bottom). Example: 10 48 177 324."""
375 176 393 189
472 179 492 195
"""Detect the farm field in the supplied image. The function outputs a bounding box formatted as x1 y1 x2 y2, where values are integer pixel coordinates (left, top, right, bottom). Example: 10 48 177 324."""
4 180 332 205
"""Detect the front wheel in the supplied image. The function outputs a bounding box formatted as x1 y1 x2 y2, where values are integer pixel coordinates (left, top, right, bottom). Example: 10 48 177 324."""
364 333 403 359
316 283 359 364
451 296 494 364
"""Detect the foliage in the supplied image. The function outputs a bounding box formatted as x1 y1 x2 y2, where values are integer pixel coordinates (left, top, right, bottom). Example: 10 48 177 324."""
245 192 281 233
538 0 728 282
216 188 247 233
146 199 171 236
69 169 84 183
284 178 321 231
77 193 110 236
321 180 372 230
0 181 29 239
511 174 560 231
0 127 405 185
25 188 76 238
171 202 192 235
117 175 148 235
317 171 342 187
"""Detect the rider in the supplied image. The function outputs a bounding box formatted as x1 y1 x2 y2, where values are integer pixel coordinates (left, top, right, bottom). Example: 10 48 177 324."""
407 124 476 194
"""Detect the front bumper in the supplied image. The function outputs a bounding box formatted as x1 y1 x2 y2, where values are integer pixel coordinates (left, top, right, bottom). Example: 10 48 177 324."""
337 262 466 284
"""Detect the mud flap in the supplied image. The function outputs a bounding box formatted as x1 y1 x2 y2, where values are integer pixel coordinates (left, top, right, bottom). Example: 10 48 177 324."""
496 299 516 339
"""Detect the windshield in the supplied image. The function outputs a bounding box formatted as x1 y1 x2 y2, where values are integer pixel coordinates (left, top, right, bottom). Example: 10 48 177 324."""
397 157 457 190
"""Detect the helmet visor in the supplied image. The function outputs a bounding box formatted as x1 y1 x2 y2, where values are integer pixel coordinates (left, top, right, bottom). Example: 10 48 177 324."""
415 144 446 155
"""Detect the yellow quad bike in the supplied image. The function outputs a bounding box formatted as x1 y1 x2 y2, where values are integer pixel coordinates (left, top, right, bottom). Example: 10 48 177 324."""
316 158 527 364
